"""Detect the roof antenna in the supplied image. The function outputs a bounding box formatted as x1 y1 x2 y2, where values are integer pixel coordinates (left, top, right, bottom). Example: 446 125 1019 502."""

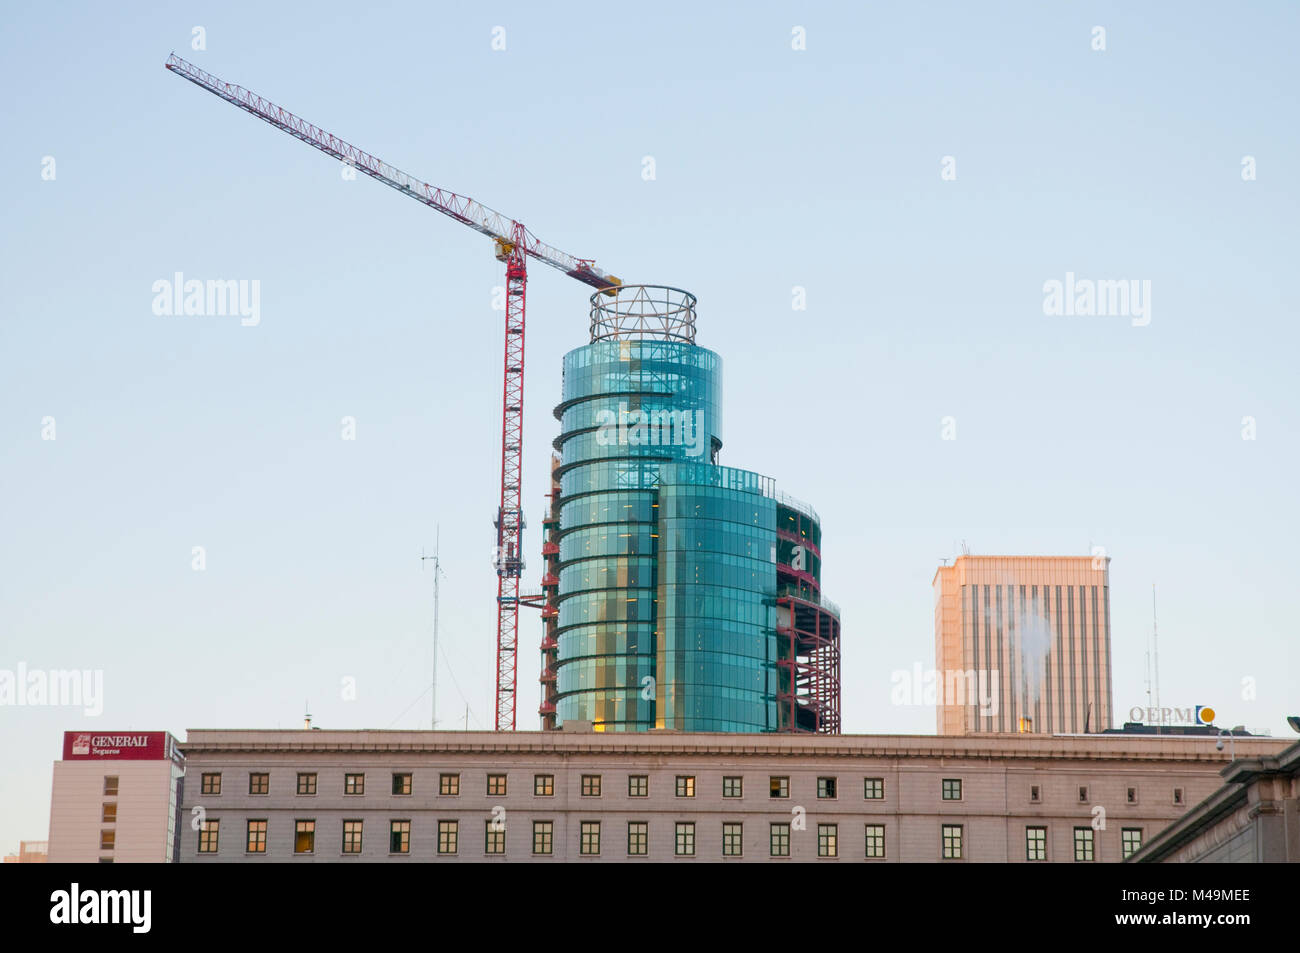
421 526 446 730
1151 584 1161 714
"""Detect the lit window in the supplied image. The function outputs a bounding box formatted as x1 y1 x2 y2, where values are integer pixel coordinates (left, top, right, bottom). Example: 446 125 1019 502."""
484 820 506 855
392 773 412 796
863 778 884 800
675 822 695 856
437 820 458 854
941 779 962 801
770 823 790 857
345 774 365 796
580 821 600 856
865 824 885 859
722 776 743 798
246 820 267 853
389 820 411 854
817 777 837 799
1073 827 1094 862
581 774 602 797
942 824 963 859
198 819 219 854
99 830 115 851
294 820 315 854
200 773 221 795
487 774 508 796
439 773 460 796
296 773 317 796
533 821 553 855
675 776 695 798
628 775 648 797
770 776 789 799
342 820 363 854
1026 826 1046 861
627 821 648 856
249 773 269 795
101 803 116 823
534 774 554 797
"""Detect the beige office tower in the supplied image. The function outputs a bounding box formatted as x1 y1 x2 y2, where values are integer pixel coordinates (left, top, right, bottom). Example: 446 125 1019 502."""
933 555 1113 735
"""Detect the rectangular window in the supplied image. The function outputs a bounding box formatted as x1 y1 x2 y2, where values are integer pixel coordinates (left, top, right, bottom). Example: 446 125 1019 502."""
101 803 116 823
818 824 838 858
1078 785 1089 802
484 820 506 855
722 776 743 798
722 822 743 857
249 773 269 796
437 820 458 855
863 777 884 800
533 821 553 855
103 776 118 797
1126 786 1137 804
100 830 115 851
941 778 962 801
865 824 885 859
198 819 219 854
200 772 221 795
675 775 695 798
1121 828 1143 859
1073 827 1094 862
345 773 365 796
391 773 412 796
534 774 554 797
294 819 315 854
1173 787 1184 805
1030 784 1040 803
675 822 695 856
296 773 317 796
389 820 411 854
770 822 791 857
817 777 837 799
628 775 648 797
581 774 601 797
342 820 363 854
770 776 789 799
487 774 508 797
439 773 460 796
627 821 648 856
1026 826 1047 861
246 820 267 854
942 824 963 860
580 821 600 856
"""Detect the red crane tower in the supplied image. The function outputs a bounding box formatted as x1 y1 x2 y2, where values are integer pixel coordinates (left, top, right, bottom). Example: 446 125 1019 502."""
163 54 620 730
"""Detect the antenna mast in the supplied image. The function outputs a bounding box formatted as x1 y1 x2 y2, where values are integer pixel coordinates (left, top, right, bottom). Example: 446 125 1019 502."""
421 527 445 730
1151 584 1161 713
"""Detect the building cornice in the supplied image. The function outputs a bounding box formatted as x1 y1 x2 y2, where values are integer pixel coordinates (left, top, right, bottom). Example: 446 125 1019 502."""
179 729 1289 764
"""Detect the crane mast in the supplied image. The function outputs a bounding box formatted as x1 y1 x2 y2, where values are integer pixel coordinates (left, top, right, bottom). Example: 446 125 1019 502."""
164 54 620 730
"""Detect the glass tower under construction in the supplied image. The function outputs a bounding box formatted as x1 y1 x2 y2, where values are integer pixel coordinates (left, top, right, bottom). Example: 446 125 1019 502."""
539 287 840 733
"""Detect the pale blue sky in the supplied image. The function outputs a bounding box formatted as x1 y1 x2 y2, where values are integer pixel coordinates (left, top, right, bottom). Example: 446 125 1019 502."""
2 1 1297 852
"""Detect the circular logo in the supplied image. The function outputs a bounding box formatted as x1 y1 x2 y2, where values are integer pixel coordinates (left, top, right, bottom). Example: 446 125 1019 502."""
1197 706 1216 725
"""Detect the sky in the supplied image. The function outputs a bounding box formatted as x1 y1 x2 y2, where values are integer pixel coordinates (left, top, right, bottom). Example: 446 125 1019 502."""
1 1 1297 853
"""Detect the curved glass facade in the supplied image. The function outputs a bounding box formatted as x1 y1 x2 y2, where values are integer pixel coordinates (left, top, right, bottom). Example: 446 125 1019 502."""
549 325 838 734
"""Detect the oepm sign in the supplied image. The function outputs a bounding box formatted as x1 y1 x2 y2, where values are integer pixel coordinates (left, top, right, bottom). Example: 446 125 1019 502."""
61 731 170 761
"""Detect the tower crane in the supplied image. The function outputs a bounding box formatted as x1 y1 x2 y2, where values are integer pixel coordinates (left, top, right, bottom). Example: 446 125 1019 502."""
164 54 621 730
